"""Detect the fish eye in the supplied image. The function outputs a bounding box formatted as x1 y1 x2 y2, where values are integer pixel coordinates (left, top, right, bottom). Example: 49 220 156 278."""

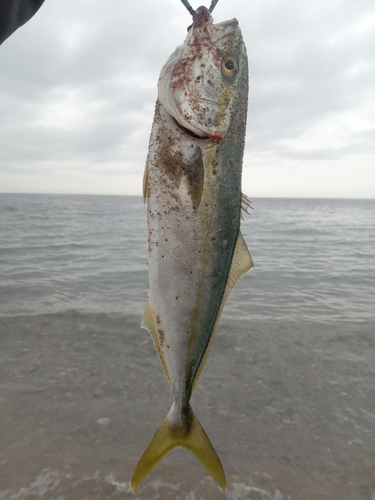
221 56 238 77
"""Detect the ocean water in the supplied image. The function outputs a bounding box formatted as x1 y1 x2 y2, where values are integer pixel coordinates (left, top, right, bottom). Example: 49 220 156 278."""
1 194 374 322
0 193 375 500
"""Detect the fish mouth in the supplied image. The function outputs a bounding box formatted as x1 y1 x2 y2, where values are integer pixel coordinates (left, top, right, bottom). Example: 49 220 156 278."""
206 132 224 140
173 118 224 141
173 118 208 139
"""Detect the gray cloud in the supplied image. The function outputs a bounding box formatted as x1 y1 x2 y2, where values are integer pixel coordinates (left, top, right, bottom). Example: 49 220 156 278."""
0 0 374 197
247 0 375 151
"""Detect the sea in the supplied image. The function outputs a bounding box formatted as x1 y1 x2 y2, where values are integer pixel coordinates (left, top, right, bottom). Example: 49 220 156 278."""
0 193 374 500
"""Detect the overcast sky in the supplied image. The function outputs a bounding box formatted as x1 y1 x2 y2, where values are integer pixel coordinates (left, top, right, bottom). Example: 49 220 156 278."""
0 0 374 198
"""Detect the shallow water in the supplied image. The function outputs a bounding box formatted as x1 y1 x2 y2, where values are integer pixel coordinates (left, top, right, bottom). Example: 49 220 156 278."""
1 313 374 499
0 194 375 499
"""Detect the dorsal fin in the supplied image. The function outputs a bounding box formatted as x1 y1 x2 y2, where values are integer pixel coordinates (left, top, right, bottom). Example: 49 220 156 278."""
241 193 253 218
224 230 253 291
193 230 253 387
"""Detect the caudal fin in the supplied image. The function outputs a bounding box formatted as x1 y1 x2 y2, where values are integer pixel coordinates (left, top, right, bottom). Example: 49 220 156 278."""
130 404 226 492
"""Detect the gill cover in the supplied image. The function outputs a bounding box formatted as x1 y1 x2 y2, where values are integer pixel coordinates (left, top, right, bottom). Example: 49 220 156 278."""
158 7 246 140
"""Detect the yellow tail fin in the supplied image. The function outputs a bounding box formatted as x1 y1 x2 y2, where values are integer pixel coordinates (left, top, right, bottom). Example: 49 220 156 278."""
131 404 226 492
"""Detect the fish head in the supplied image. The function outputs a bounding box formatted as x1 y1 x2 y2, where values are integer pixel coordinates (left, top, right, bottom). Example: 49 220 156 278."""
158 6 247 141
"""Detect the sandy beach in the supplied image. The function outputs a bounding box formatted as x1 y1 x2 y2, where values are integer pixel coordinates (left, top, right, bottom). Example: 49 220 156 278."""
1 312 374 499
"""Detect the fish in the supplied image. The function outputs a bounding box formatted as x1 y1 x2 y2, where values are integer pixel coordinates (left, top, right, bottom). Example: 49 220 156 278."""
131 5 252 492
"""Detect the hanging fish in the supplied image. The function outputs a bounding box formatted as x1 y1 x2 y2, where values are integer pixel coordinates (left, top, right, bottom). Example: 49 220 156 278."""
131 3 252 492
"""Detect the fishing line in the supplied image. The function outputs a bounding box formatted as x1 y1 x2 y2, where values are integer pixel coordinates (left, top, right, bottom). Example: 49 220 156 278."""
180 0 219 16
208 0 219 13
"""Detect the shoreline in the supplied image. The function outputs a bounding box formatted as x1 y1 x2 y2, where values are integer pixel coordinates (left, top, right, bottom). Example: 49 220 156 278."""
1 313 375 499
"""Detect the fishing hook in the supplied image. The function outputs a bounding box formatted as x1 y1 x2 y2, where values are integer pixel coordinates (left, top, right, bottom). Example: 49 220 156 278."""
180 0 219 16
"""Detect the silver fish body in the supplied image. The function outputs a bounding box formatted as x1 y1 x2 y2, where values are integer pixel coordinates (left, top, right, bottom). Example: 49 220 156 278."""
131 6 252 491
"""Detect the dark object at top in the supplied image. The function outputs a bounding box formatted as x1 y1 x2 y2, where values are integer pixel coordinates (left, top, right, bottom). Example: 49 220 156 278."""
180 0 219 16
0 0 46 45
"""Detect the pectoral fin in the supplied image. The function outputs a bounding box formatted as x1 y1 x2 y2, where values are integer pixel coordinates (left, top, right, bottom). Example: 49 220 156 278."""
184 146 204 210
143 161 149 204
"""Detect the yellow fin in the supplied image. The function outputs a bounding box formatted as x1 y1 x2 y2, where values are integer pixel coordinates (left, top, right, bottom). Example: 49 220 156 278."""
193 231 253 386
142 303 172 387
131 404 226 492
226 230 254 289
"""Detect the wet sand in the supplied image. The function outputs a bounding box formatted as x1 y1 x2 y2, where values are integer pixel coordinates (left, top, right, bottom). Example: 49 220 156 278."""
1 312 374 499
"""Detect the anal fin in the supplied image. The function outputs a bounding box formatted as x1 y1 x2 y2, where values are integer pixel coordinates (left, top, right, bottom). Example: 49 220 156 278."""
142 303 172 387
